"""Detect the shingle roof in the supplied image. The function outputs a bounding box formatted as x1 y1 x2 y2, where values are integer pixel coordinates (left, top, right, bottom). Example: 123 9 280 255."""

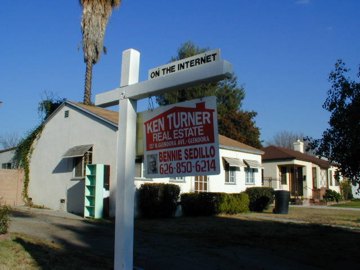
73 102 118 125
262 145 330 168
67 101 262 154
219 135 263 154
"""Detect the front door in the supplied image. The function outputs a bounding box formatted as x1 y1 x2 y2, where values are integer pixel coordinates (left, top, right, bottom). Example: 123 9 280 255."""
195 176 208 192
290 167 303 196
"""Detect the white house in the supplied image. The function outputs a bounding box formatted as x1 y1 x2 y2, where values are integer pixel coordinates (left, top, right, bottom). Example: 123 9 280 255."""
29 101 263 217
262 140 341 201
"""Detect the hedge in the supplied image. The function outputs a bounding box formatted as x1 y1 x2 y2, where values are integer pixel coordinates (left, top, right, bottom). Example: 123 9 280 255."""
181 192 249 216
138 183 180 218
245 187 274 212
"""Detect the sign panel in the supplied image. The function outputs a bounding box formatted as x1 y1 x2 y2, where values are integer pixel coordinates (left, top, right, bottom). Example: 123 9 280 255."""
143 96 220 178
148 49 220 80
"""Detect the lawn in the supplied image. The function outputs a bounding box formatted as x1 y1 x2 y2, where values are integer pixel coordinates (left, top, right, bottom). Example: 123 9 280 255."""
240 205 360 229
1 206 360 269
135 208 360 269
330 199 360 209
0 233 113 270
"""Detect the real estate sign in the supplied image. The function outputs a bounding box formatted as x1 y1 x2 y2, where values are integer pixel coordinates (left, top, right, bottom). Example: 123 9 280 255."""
148 49 220 80
143 96 220 178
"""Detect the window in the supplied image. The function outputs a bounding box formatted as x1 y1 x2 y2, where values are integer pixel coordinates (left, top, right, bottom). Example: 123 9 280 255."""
2 163 12 169
280 167 287 185
135 157 148 179
328 170 333 186
73 148 92 178
170 177 185 182
64 110 69 118
245 168 256 185
225 167 237 184
223 157 242 184
195 176 208 192
312 167 318 188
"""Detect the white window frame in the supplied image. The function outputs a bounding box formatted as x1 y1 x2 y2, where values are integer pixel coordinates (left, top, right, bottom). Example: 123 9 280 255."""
73 148 92 179
170 176 185 182
226 168 237 184
245 167 256 185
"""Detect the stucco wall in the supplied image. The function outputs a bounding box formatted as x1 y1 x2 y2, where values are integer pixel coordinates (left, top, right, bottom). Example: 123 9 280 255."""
0 169 24 206
29 104 117 215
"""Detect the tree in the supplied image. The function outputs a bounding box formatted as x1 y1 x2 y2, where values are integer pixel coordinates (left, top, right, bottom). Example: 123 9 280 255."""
306 60 360 184
0 132 20 150
156 41 262 148
79 0 121 105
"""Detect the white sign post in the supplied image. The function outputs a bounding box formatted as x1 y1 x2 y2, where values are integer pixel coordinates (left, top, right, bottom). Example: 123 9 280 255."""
95 48 232 270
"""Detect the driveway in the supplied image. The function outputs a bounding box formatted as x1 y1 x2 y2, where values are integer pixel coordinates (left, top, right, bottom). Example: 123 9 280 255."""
9 206 114 257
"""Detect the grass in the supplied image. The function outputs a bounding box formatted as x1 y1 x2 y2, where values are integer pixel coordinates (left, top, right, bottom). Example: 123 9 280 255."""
0 233 113 270
135 208 360 269
240 205 360 229
330 199 360 208
2 206 360 269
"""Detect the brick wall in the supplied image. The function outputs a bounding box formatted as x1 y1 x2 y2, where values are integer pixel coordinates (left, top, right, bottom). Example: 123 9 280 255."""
0 169 24 206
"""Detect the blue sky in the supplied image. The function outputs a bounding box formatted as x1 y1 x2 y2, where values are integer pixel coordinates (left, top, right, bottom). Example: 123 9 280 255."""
0 0 359 146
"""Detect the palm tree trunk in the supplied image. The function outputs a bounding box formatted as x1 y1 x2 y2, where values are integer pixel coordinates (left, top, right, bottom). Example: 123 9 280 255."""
83 59 93 105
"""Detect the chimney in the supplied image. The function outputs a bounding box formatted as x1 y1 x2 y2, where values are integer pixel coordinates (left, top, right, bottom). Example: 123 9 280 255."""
293 139 304 153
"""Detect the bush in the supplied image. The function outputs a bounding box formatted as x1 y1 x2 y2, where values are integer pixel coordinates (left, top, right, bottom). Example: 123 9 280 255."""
138 183 180 218
323 189 342 203
181 192 249 216
181 192 220 216
218 193 249 214
245 187 274 212
0 204 10 234
340 180 353 200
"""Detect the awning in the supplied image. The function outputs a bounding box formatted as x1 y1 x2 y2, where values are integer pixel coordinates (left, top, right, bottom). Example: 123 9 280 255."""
244 159 262 168
63 144 93 158
223 157 244 167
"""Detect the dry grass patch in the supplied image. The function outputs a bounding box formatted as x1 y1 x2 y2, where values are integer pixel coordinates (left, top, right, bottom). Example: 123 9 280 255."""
0 233 112 270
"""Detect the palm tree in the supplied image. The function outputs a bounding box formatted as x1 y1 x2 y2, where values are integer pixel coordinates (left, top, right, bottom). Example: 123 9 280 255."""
80 0 121 105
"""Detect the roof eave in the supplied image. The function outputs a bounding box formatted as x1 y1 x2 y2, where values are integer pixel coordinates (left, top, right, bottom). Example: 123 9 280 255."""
220 144 264 155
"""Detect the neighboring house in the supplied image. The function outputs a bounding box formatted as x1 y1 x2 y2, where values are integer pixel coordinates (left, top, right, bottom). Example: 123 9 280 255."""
0 147 16 169
352 184 360 199
262 140 341 201
28 101 263 217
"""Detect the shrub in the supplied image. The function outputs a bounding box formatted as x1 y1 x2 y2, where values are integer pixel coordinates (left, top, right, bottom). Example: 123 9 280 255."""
0 204 10 234
218 193 249 214
245 187 274 212
181 192 220 216
181 192 249 216
340 180 353 200
138 183 180 218
323 189 342 203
